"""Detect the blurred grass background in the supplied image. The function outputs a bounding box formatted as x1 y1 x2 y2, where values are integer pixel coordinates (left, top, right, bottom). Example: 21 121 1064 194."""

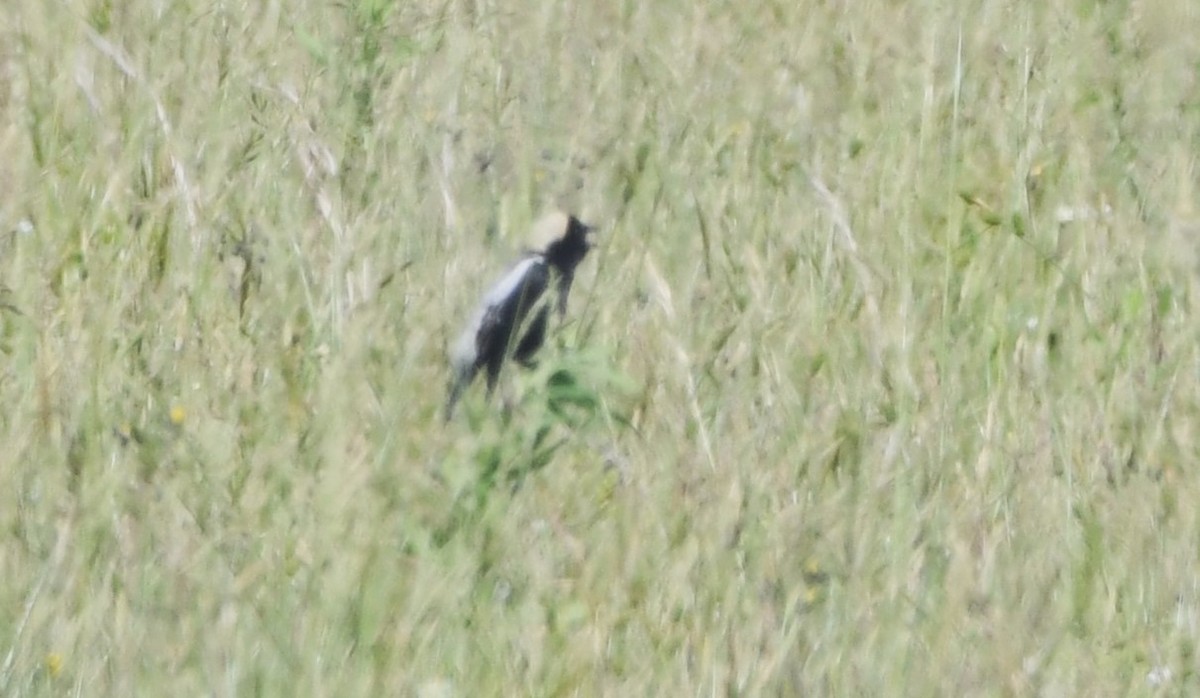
2 0 1199 694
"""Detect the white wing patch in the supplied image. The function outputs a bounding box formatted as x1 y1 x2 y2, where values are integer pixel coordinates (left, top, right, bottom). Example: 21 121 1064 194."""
482 257 544 307
450 256 546 375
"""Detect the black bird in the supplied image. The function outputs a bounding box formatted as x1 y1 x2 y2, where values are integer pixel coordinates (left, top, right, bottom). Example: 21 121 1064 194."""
445 212 596 419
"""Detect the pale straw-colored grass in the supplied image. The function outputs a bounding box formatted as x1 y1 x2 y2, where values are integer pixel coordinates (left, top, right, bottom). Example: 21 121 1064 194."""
1 1 1198 694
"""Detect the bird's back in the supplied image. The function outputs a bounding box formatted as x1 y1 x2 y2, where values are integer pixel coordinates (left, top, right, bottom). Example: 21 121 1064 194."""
446 256 551 417
474 257 551 372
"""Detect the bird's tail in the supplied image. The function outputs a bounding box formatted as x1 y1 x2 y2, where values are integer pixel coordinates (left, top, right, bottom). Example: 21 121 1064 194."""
444 358 477 422
444 376 464 422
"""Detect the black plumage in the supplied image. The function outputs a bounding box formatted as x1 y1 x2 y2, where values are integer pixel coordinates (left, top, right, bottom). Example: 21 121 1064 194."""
445 213 595 419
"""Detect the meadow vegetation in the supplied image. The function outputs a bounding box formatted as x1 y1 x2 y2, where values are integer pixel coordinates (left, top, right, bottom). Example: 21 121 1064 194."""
2 0 1199 694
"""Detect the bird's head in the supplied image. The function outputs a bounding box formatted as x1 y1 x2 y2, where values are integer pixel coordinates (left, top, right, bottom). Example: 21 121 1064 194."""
529 211 595 273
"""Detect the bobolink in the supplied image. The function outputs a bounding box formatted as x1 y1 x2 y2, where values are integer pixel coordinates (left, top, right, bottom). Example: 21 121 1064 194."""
445 212 596 420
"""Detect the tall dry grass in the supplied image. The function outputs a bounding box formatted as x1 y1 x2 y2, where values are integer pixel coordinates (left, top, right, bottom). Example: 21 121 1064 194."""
1 0 1199 694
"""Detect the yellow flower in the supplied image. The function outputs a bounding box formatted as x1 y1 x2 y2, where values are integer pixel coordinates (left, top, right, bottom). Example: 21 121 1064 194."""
169 405 186 426
44 652 63 678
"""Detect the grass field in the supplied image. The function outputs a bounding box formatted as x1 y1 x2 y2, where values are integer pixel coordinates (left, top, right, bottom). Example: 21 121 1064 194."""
2 0 1199 695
